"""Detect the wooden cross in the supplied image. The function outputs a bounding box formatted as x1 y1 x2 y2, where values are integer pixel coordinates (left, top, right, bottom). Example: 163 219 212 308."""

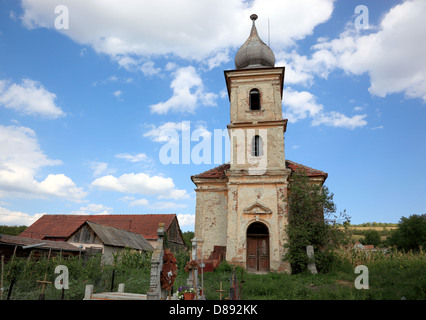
37 277 53 300
216 281 226 300
37 248 52 300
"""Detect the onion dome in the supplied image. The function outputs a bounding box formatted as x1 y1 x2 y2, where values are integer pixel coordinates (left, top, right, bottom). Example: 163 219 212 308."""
235 14 275 69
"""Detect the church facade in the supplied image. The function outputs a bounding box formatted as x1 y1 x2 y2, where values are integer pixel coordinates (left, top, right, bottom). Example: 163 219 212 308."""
191 15 327 273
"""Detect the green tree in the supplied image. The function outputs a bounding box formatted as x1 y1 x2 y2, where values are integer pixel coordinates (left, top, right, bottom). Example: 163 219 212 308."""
388 214 426 252
363 229 381 247
0 225 27 236
182 231 194 249
283 170 350 273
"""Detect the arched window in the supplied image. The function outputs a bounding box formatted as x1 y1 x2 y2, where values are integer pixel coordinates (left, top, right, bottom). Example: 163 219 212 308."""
252 135 263 157
249 89 260 110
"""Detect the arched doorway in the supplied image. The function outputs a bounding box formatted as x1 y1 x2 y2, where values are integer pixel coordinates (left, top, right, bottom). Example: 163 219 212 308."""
246 222 270 272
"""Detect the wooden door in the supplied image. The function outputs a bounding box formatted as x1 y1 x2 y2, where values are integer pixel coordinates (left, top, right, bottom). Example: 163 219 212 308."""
246 236 269 272
247 236 258 271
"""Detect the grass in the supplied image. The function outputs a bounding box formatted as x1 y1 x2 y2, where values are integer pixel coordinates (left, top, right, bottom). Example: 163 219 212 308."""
2 247 425 300
194 247 426 300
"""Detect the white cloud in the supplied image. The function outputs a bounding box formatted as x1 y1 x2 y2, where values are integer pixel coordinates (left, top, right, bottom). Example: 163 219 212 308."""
148 201 187 210
273 0 426 103
88 161 115 177
284 87 324 122
114 56 161 76
71 203 113 215
276 49 337 86
120 197 188 210
203 49 231 70
158 189 190 200
0 206 44 226
140 61 161 76
143 121 189 144
113 90 123 98
165 62 178 71
143 121 209 144
310 0 426 101
115 153 149 163
149 66 217 114
177 213 195 227
128 198 149 207
91 172 189 199
311 111 367 130
0 125 86 200
20 0 334 68
38 174 87 200
372 126 384 130
0 79 65 118
283 87 367 129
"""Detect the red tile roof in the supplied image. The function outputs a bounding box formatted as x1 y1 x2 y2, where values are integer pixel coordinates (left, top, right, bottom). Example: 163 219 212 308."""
285 160 328 178
191 163 230 179
191 160 327 180
19 214 178 241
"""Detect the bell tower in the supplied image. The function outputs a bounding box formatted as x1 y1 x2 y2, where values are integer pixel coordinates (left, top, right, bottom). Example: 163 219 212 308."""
223 14 291 272
225 14 287 176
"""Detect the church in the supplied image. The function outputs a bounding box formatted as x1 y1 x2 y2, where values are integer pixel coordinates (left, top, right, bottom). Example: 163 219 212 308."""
191 14 328 273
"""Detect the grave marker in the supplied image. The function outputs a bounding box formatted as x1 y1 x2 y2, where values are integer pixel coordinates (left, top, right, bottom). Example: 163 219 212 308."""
37 248 52 300
216 281 226 300
306 245 318 274
147 223 167 300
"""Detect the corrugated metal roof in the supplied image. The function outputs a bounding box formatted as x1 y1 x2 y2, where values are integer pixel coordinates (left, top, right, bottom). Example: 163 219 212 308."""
0 234 84 252
85 221 154 251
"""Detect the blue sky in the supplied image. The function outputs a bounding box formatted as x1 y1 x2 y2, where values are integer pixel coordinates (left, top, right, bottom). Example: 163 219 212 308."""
0 0 425 231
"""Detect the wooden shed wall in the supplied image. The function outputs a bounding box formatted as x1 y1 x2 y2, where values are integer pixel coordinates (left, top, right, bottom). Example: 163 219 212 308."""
68 224 103 245
166 218 185 252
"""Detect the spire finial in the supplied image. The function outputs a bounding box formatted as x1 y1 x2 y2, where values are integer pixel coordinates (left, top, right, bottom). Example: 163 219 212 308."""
234 13 275 69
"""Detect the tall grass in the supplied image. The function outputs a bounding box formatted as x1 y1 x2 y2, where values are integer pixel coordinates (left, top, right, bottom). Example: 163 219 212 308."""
333 245 425 267
331 246 426 300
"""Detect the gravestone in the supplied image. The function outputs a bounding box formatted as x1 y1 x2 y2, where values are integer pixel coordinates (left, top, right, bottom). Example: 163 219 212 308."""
187 238 199 289
306 245 318 274
147 223 168 300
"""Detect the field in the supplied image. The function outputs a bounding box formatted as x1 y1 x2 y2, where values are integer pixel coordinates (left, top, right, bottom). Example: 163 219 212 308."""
1 246 425 300
339 224 398 243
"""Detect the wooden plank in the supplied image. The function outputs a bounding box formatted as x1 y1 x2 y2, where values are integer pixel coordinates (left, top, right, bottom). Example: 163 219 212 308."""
91 292 147 300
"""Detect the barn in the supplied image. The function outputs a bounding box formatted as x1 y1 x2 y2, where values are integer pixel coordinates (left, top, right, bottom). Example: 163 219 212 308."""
66 221 154 264
19 214 186 253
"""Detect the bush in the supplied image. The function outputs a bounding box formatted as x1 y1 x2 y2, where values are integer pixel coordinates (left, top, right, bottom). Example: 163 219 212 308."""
213 261 234 273
174 250 190 274
388 214 426 252
283 169 350 273
315 250 336 273
363 230 381 247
